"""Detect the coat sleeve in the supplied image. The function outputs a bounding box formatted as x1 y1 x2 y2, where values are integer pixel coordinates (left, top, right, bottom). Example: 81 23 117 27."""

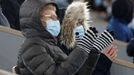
21 45 89 75
92 53 112 75
76 49 101 75
127 38 134 56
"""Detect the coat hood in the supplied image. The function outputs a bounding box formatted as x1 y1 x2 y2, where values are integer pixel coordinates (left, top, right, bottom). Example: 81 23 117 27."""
60 1 91 49
20 0 59 38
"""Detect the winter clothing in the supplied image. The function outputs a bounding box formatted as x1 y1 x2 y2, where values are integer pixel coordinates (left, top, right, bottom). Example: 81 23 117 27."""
17 37 89 75
1 0 25 30
17 0 93 75
0 0 10 26
107 17 133 42
0 7 10 27
59 43 112 75
108 0 134 42
59 1 114 75
127 38 134 57
127 38 134 62
92 54 112 75
60 1 90 49
77 29 114 75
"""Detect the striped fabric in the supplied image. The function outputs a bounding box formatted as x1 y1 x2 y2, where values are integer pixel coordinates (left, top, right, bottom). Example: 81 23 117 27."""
77 29 114 53
77 29 97 53
93 30 114 51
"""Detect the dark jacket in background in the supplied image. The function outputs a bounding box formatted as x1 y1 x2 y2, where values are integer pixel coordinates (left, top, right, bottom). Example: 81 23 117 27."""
127 38 134 62
127 38 134 56
107 0 133 42
0 0 10 26
55 0 72 23
17 0 89 75
1 0 25 30
107 17 133 42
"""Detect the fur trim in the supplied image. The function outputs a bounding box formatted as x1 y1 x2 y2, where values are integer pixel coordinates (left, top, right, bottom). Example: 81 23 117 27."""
60 1 91 49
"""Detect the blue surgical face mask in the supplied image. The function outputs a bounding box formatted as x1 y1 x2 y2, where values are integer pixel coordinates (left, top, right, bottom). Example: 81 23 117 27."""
46 20 61 37
75 25 85 38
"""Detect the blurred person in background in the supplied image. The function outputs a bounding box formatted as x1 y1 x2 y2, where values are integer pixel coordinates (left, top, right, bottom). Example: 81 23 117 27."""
55 0 73 23
107 0 133 42
91 0 112 21
128 0 134 35
1 0 25 30
0 0 10 27
129 18 134 35
127 38 134 63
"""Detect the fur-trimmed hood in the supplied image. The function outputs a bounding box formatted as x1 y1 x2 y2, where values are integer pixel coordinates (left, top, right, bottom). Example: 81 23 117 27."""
60 1 91 49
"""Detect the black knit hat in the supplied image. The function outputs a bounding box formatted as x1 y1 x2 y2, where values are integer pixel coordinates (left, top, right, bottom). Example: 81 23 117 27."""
127 38 134 56
112 0 133 24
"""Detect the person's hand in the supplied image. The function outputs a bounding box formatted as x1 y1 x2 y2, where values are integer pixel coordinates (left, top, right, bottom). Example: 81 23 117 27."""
102 45 118 61
77 28 114 53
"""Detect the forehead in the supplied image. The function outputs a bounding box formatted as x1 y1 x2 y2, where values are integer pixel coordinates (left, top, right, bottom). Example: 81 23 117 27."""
42 4 56 11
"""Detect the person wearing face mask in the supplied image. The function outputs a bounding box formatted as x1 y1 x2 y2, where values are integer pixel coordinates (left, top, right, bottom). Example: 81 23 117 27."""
58 1 118 75
45 19 61 37
17 0 114 75
75 25 85 39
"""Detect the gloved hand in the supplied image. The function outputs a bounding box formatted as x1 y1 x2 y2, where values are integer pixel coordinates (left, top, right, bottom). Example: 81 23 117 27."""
77 28 97 53
77 27 114 53
76 27 115 75
93 29 114 51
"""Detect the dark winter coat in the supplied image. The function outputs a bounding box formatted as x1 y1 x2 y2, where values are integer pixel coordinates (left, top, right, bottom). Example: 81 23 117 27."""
127 38 134 62
0 0 10 26
127 38 134 56
17 0 89 75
